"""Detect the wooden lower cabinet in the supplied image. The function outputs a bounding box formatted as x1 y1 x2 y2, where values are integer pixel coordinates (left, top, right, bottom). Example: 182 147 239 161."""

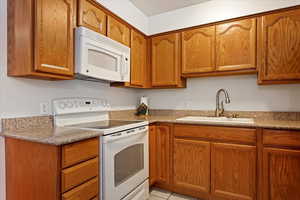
6 137 100 200
263 148 300 200
149 124 157 186
155 125 172 186
211 143 257 200
173 139 210 199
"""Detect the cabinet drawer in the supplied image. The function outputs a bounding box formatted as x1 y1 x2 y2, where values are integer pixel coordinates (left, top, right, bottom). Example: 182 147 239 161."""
263 129 300 148
62 178 98 200
62 138 99 168
174 124 256 144
62 158 99 192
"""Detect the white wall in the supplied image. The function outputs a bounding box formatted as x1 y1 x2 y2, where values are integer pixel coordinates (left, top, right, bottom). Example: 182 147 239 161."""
139 75 300 112
149 0 300 35
96 0 149 34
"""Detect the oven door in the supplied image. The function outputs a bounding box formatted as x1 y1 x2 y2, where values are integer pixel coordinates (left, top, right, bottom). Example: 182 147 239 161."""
102 127 149 200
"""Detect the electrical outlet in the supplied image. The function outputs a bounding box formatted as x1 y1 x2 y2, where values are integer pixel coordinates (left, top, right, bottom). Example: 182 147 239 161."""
40 102 50 115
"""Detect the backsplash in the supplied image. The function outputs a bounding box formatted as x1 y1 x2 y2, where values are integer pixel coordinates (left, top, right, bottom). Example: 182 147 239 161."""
140 75 300 112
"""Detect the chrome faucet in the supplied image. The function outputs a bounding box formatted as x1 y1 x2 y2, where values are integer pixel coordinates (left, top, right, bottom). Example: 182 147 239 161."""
215 89 231 117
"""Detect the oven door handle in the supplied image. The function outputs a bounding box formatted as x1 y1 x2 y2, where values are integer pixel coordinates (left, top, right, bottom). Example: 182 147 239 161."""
103 126 148 143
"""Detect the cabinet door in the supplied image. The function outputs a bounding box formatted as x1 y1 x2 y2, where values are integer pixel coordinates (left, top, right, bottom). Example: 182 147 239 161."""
107 16 130 46
156 125 171 185
130 30 147 87
152 33 181 86
263 148 300 200
78 0 107 35
149 125 157 186
211 143 257 200
182 26 216 73
258 9 300 82
173 139 210 197
34 0 75 76
216 18 257 71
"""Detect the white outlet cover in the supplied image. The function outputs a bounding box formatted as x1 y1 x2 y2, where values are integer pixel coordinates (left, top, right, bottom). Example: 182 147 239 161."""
40 102 50 115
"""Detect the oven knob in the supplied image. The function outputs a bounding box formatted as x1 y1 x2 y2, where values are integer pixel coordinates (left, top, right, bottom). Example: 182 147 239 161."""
59 103 66 109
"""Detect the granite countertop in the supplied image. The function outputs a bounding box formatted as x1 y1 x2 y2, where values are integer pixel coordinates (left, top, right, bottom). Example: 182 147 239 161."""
1 127 103 146
2 111 300 146
112 115 300 130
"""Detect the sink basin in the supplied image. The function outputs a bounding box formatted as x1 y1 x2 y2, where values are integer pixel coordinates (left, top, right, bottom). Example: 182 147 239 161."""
176 116 254 125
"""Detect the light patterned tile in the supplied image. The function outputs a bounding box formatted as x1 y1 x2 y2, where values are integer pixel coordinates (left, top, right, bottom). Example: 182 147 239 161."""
148 194 167 200
150 188 171 199
169 193 198 200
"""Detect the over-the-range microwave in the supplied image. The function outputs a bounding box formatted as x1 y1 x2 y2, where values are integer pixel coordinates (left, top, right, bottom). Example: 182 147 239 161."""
75 27 130 82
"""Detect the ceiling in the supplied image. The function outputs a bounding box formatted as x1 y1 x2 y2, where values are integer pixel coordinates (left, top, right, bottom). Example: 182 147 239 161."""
130 0 211 16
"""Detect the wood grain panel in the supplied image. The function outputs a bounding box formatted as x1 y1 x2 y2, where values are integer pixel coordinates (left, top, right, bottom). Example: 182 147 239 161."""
156 125 171 185
107 16 130 46
6 138 61 200
62 138 99 168
216 18 257 71
61 157 99 192
78 0 107 35
152 33 182 87
258 8 300 83
62 177 98 200
130 29 147 87
182 26 216 73
34 0 75 76
149 125 158 186
174 124 257 144
211 143 257 200
263 129 300 148
263 148 300 200
173 139 210 196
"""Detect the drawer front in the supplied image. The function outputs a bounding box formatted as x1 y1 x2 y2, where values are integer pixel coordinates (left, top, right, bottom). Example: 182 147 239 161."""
62 138 99 168
62 178 98 200
62 157 99 192
263 129 300 148
174 124 256 144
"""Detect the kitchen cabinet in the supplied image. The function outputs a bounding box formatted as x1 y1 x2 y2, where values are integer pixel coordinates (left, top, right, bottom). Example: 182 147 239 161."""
173 139 210 198
149 125 158 186
262 148 300 200
216 18 257 71
258 8 300 84
155 125 172 186
262 129 300 200
151 33 186 87
130 30 147 87
8 0 76 80
107 16 130 47
211 143 257 200
6 137 100 200
78 0 107 35
182 26 216 74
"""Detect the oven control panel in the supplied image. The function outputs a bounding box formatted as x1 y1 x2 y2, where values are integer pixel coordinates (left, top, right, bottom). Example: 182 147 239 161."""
53 97 110 115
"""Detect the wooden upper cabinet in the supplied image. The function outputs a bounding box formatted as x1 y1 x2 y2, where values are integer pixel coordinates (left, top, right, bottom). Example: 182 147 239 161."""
152 33 185 87
107 16 130 46
263 148 300 200
173 139 210 198
258 8 300 83
78 0 107 35
156 125 171 186
8 0 75 79
216 18 257 71
182 26 216 74
130 30 147 87
211 143 257 200
34 0 75 76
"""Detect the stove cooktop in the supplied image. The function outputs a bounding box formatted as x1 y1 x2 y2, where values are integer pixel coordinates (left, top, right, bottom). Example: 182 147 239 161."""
70 120 145 130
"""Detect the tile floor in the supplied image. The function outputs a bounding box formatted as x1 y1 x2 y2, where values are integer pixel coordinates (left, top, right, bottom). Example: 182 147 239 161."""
149 187 200 200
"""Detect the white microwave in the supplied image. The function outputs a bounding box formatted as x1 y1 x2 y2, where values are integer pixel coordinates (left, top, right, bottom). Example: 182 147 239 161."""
75 27 130 82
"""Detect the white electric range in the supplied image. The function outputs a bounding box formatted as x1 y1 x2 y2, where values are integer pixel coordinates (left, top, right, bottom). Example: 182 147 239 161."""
52 97 149 200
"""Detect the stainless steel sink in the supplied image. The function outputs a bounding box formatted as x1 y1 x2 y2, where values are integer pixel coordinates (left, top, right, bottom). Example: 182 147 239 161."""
176 116 255 125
